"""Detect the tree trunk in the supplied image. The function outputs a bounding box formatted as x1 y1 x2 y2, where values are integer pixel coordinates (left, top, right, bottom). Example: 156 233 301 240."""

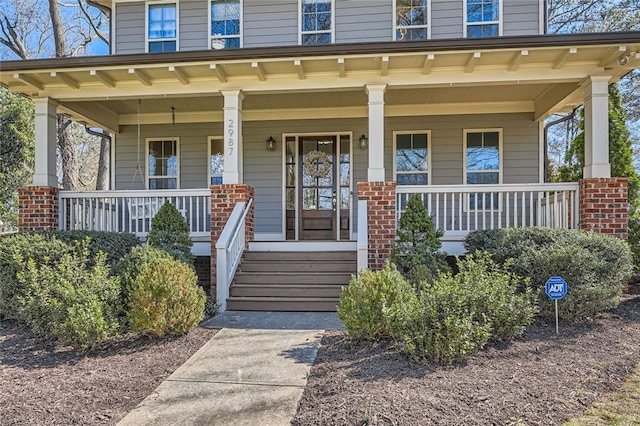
49 0 67 57
58 116 80 190
96 131 110 190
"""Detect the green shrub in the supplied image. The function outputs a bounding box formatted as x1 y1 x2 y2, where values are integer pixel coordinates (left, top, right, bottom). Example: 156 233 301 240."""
466 227 633 321
126 252 205 336
0 233 72 320
627 214 640 279
391 194 449 284
15 240 121 349
338 263 416 341
147 202 194 265
39 230 139 270
463 229 506 253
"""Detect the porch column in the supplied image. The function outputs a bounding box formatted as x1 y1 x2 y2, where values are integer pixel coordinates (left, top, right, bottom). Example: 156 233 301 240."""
366 84 387 182
358 181 396 271
221 90 244 184
582 75 611 179
18 97 60 232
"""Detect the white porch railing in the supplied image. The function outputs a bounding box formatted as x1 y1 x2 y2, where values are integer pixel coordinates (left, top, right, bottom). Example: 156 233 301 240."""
58 189 211 238
396 183 579 236
216 198 253 313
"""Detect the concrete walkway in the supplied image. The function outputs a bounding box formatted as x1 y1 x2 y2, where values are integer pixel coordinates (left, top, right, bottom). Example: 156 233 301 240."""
118 312 342 426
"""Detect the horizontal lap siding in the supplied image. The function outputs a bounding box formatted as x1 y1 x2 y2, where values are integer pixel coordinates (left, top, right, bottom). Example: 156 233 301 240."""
115 2 145 55
180 0 208 51
244 1 298 48
336 1 392 44
431 0 463 39
503 1 542 36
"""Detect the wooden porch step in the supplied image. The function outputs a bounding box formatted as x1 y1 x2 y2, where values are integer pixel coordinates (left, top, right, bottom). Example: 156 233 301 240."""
234 272 353 285
226 297 339 312
231 284 344 298
243 251 357 262
239 261 356 273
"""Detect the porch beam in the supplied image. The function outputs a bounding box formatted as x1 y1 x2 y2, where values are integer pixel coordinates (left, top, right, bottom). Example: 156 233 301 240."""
50 72 79 89
221 89 244 184
128 68 152 86
251 62 266 81
422 53 435 75
90 70 115 88
380 56 389 76
13 73 43 90
58 102 119 134
210 64 228 83
33 98 58 187
294 60 305 80
366 84 387 182
168 66 189 85
582 75 612 178
553 47 577 69
465 52 481 73
508 50 528 71
533 82 581 121
338 58 346 78
598 45 626 68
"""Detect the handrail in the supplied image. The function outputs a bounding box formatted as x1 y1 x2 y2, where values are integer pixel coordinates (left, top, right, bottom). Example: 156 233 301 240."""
59 189 211 198
357 199 368 273
396 182 579 193
216 198 253 313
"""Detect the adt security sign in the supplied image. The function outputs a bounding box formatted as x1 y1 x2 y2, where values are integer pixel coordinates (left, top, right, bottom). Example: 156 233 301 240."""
545 276 568 300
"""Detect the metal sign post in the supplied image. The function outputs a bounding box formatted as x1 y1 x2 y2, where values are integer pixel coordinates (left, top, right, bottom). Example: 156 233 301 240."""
545 276 568 335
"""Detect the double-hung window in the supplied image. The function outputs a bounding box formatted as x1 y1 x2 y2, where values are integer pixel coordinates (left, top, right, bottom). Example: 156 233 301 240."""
300 0 333 45
464 129 502 209
394 131 430 185
148 3 177 52
465 0 501 38
210 0 241 49
147 138 179 189
394 0 430 41
208 137 224 185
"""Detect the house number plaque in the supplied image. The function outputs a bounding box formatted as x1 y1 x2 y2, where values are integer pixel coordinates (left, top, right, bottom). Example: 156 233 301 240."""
227 119 234 154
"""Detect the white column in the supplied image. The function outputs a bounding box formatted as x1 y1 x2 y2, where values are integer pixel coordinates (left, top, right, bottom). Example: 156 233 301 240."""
366 84 387 182
221 90 244 184
583 75 611 178
33 98 58 187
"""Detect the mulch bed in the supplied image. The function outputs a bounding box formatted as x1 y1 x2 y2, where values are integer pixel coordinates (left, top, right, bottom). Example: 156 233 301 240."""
293 294 640 426
0 322 217 425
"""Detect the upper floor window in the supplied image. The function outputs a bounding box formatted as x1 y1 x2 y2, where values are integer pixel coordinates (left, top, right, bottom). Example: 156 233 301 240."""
208 137 224 185
394 131 430 185
211 0 241 49
148 3 177 52
300 0 333 45
394 0 430 41
147 138 179 189
465 0 501 38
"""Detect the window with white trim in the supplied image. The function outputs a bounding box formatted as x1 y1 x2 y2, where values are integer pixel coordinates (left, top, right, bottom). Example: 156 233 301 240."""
210 0 241 49
464 129 502 209
465 0 500 38
208 137 224 185
394 0 430 41
394 131 430 185
148 3 177 52
300 0 333 45
147 138 179 189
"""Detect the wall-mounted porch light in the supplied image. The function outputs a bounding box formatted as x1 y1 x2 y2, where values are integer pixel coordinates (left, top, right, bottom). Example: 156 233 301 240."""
359 133 368 150
266 136 277 151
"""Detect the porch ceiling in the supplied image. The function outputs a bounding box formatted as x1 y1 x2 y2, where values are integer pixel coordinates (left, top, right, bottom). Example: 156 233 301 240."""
2 33 639 131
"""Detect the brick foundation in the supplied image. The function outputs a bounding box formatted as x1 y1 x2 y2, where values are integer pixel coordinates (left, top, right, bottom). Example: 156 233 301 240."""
358 181 397 270
18 186 60 232
210 184 255 296
579 178 629 239
194 256 211 290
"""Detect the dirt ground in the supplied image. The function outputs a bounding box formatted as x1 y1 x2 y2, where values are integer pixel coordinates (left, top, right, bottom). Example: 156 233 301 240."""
293 294 640 426
0 322 217 426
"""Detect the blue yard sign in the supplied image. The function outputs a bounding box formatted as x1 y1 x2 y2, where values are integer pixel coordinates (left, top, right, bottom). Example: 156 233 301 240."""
545 276 568 300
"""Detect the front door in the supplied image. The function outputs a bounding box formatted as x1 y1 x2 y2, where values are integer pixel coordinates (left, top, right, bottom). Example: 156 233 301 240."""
284 134 351 241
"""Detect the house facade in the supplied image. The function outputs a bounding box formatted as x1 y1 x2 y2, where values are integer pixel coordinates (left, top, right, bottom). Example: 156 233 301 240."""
2 0 639 310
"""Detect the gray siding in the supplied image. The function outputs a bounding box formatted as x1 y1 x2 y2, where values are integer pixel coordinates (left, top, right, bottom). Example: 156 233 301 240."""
503 0 541 36
243 1 298 48
336 1 392 44
180 0 209 51
114 2 145 55
431 0 464 39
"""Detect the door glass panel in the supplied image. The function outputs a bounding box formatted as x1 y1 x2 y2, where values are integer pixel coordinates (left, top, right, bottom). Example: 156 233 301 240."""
318 188 332 210
340 187 350 210
303 188 317 210
286 188 295 210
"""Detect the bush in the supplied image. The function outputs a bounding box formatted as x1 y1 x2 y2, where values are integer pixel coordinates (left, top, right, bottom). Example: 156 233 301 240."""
147 202 194 265
15 240 121 349
463 229 506 253
0 233 72 320
627 214 640 279
391 194 449 284
125 248 205 336
466 227 633 321
338 263 416 341
39 230 139 270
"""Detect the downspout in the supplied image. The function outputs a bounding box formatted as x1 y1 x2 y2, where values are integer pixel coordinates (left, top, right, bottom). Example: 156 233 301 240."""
543 109 577 182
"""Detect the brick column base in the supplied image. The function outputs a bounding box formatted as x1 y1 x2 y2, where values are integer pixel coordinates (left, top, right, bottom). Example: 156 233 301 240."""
579 178 628 239
358 181 397 270
18 186 60 232
210 184 255 297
